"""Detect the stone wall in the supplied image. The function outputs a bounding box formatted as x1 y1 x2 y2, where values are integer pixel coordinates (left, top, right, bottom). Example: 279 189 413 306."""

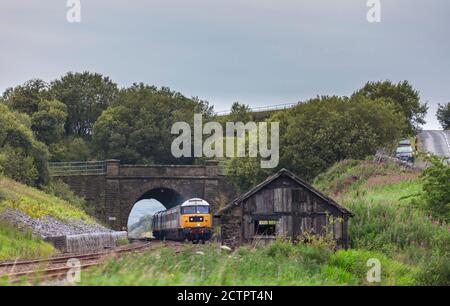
45 231 128 253
58 175 106 220
217 204 242 248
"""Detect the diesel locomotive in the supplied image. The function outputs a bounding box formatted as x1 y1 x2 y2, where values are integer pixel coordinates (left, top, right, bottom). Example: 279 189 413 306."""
152 198 212 243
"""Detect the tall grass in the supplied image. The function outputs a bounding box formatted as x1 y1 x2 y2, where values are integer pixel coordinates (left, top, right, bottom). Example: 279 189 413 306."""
0 222 55 261
79 241 414 286
343 180 449 259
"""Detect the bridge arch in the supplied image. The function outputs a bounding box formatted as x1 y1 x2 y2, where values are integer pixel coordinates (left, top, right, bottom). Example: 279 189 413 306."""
53 160 236 230
120 179 204 230
135 187 185 209
126 187 184 237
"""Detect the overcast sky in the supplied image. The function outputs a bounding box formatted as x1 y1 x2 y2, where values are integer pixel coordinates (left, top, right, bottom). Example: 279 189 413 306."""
1 0 449 129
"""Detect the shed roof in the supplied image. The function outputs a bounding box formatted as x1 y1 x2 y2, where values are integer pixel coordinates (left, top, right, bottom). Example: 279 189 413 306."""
215 168 353 217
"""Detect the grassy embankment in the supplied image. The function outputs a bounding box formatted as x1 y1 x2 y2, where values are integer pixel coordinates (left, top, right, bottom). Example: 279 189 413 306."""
0 222 54 261
0 176 95 261
77 159 448 286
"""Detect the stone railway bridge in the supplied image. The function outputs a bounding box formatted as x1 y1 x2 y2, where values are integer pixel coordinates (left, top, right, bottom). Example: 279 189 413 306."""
51 160 235 231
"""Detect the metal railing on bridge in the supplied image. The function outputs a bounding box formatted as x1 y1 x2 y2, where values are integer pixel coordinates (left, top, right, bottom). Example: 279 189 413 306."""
49 161 106 176
216 102 300 116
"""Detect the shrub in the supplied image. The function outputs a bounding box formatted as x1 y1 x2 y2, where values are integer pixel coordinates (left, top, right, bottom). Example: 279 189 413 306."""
41 179 94 215
0 104 50 186
49 137 91 162
0 147 39 186
416 252 450 286
418 156 450 222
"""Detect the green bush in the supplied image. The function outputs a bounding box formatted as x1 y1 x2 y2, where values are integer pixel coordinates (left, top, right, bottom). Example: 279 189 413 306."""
416 252 450 286
0 104 49 186
0 147 38 186
418 156 450 222
49 137 91 162
41 179 94 215
31 99 67 145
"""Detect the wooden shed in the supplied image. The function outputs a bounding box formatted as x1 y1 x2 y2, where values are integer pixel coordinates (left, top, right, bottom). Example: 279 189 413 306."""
214 168 353 248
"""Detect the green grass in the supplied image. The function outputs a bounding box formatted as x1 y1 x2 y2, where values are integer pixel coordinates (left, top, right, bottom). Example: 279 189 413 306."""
0 175 94 222
313 159 414 196
0 221 55 261
79 241 414 286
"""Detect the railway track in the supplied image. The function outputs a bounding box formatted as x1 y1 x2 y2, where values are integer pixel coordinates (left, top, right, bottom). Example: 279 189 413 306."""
0 239 182 284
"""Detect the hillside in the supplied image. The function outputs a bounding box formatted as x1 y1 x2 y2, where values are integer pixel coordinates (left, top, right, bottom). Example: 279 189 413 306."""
129 215 153 239
0 176 109 261
314 159 449 284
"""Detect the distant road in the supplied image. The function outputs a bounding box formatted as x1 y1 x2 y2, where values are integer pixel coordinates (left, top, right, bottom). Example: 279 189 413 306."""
417 130 450 158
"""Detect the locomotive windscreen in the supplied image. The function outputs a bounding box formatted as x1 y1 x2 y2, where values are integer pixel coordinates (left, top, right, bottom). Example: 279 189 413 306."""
181 205 210 214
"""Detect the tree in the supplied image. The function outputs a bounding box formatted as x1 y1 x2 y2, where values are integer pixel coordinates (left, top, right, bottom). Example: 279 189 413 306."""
279 95 406 180
0 104 49 185
2 79 49 115
92 83 213 164
31 100 68 144
228 102 252 122
224 156 270 193
49 137 91 162
0 147 39 186
354 80 428 135
2 79 68 147
436 102 450 130
49 72 119 137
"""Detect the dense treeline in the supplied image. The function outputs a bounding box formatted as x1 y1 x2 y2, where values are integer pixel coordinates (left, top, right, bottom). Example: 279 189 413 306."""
0 72 214 186
226 92 419 192
0 72 428 188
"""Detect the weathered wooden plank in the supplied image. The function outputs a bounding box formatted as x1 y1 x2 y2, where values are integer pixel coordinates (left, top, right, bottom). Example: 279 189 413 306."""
334 219 343 239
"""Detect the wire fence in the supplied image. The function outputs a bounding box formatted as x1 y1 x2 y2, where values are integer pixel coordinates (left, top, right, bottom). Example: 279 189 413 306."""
49 161 106 176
